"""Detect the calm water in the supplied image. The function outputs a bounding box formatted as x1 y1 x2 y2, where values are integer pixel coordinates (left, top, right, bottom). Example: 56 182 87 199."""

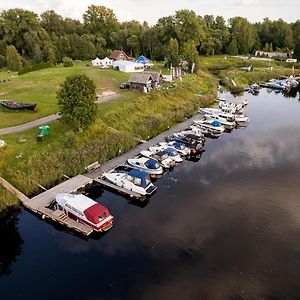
1 89 300 300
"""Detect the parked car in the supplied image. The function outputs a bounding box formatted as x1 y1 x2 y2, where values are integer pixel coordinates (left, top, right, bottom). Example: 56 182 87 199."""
120 82 129 89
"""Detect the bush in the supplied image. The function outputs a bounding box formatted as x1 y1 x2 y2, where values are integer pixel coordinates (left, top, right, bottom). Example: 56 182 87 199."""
18 62 52 75
62 57 73 67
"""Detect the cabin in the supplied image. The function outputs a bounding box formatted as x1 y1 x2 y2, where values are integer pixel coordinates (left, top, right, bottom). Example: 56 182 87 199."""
128 73 154 93
135 55 154 69
113 60 144 73
144 71 164 89
109 50 131 61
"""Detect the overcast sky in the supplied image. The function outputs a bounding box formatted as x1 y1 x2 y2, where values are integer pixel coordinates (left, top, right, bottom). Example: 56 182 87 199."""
0 0 299 24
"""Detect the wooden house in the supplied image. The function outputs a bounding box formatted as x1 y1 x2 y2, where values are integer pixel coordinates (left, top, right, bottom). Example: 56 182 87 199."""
109 50 131 61
128 74 154 93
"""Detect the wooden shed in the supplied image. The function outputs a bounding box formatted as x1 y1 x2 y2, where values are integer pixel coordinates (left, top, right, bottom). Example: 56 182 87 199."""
128 74 154 93
144 71 164 89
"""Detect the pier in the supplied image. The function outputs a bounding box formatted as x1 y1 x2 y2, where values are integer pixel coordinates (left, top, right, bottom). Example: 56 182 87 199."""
1 113 203 236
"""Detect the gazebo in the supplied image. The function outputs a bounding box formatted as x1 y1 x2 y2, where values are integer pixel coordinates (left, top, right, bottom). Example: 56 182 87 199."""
135 56 154 68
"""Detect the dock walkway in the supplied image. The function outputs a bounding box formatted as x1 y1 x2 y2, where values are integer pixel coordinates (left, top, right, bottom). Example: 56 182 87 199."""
1 113 203 235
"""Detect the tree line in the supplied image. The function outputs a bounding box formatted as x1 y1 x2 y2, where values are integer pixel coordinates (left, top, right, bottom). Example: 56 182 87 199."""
1 5 300 71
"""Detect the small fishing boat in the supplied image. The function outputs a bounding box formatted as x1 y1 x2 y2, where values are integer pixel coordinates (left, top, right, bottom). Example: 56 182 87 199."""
0 99 37 111
219 101 243 112
159 141 191 156
55 193 114 232
127 157 163 175
140 150 176 169
149 146 183 163
103 169 157 196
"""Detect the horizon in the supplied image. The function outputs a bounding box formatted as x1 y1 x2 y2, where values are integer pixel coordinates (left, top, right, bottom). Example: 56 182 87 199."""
0 0 299 24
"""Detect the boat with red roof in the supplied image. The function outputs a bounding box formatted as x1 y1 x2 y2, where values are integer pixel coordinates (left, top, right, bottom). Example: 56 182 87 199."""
55 193 114 232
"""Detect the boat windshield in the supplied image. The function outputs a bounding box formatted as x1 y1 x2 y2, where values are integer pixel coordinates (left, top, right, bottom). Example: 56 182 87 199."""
99 212 107 221
133 176 151 188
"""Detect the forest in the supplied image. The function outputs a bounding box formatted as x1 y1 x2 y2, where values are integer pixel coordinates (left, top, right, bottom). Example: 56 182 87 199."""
0 5 300 71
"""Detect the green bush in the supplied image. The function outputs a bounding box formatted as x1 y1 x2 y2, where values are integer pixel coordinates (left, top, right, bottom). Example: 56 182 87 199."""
62 57 73 67
18 62 52 75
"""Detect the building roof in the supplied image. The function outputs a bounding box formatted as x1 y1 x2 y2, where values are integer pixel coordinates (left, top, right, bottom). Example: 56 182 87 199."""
109 50 129 60
144 71 163 82
135 55 152 64
129 73 153 84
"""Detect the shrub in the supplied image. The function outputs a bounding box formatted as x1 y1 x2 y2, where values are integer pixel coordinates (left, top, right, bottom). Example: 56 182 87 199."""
62 56 73 67
18 62 52 75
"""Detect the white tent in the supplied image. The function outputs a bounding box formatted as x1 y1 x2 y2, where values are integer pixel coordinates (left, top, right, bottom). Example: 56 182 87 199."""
99 57 113 68
91 57 101 66
113 60 144 73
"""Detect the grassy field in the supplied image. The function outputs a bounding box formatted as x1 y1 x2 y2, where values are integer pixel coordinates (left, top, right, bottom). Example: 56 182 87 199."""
0 61 130 128
0 68 217 209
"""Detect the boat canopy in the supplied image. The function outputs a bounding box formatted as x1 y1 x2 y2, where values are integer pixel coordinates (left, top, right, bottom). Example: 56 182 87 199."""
173 141 185 149
211 120 222 127
84 203 109 224
145 159 160 169
165 147 179 156
128 170 150 188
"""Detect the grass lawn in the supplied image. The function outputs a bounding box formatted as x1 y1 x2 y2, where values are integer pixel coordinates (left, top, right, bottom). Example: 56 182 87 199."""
0 61 130 128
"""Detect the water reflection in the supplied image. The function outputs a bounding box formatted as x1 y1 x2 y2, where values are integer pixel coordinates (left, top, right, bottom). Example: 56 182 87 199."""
1 89 300 299
0 209 23 276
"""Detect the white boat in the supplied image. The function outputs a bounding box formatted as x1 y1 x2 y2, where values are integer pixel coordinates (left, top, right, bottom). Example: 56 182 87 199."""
165 134 205 154
173 127 204 139
193 119 225 134
159 141 191 156
203 114 236 129
219 101 243 112
200 108 248 124
190 124 223 138
127 157 163 175
149 145 183 163
55 193 114 232
103 169 157 196
140 150 175 169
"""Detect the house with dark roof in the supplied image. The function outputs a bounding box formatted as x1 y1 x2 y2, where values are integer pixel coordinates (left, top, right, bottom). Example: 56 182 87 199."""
128 73 154 93
144 71 163 89
109 50 131 61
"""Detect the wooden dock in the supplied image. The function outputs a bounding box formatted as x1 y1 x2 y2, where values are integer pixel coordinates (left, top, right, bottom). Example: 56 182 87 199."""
0 113 204 236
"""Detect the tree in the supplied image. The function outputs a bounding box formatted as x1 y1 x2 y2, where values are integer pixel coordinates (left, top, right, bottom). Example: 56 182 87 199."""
227 35 238 55
166 38 180 67
57 74 97 130
6 45 22 71
182 41 198 68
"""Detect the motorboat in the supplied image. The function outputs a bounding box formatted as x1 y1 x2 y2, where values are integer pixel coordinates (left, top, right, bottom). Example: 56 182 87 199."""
219 101 243 112
159 141 191 156
200 108 248 124
190 124 223 138
140 150 176 169
55 193 114 232
165 134 205 154
103 169 157 196
149 146 183 163
193 119 225 134
203 114 236 130
127 157 163 175
173 127 204 139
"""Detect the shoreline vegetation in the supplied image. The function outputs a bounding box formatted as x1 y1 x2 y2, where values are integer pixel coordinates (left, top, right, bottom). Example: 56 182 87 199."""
0 66 217 211
1 56 299 212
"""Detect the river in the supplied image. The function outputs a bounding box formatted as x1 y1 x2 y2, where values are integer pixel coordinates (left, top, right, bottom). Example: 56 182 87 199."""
1 88 300 300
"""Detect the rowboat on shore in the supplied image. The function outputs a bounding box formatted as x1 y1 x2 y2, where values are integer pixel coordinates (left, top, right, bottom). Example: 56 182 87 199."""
0 99 37 111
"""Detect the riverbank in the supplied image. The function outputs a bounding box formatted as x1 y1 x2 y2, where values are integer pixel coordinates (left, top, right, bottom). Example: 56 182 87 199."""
0 71 217 211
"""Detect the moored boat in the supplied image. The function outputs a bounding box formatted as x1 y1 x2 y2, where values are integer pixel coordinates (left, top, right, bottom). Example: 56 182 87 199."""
127 157 163 175
55 193 114 232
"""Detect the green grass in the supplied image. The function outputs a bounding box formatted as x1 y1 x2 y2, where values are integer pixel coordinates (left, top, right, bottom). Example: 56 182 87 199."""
0 72 217 206
0 61 130 128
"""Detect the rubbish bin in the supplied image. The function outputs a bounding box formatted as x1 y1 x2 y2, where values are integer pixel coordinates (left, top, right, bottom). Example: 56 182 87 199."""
38 125 50 136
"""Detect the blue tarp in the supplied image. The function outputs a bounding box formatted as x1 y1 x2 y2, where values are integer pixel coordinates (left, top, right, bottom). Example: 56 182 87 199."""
135 55 152 64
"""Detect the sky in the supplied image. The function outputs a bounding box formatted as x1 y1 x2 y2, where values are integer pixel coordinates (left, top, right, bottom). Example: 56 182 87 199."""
0 0 299 24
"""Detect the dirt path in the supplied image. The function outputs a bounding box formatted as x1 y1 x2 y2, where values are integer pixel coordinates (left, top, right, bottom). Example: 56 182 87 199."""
0 93 122 136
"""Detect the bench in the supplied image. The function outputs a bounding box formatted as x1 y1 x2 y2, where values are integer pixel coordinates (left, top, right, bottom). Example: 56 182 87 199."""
85 161 101 173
